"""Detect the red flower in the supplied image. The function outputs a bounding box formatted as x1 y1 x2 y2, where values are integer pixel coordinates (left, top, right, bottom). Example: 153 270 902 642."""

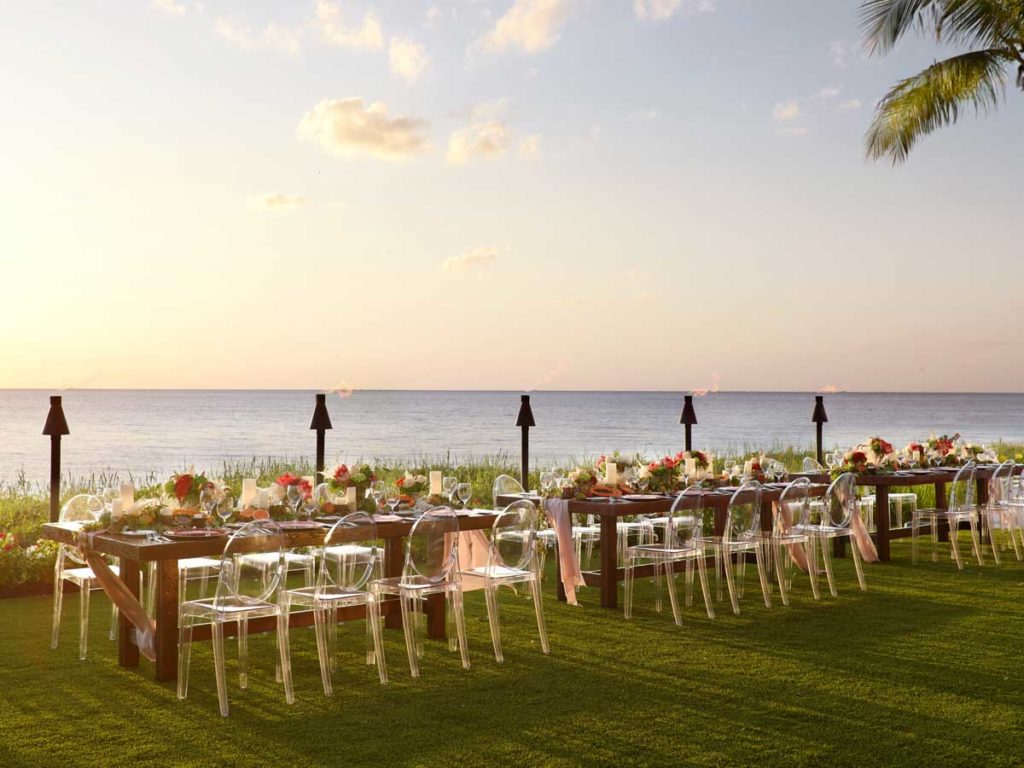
174 474 193 503
298 479 313 499
332 464 349 480
276 473 300 487
647 462 659 472
396 476 406 488
850 451 867 465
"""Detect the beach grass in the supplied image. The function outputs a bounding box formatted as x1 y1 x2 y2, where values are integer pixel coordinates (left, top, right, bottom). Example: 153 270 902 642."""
0 540 1021 767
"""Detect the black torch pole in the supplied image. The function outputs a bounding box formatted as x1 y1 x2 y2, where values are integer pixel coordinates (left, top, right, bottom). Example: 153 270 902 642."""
43 396 70 523
309 393 333 485
515 395 536 489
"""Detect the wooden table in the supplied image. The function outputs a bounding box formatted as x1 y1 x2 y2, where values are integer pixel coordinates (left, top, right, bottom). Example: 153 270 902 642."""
796 465 1021 561
502 485 826 610
42 511 497 682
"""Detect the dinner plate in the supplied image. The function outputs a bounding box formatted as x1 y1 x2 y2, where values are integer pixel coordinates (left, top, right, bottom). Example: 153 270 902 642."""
622 494 661 501
163 528 229 539
276 520 322 531
120 529 156 538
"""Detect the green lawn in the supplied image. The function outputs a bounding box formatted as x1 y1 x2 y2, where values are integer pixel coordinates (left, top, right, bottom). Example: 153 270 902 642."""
1 542 1022 768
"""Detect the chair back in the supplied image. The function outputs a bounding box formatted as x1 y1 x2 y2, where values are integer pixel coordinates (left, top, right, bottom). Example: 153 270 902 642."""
317 512 381 598
725 481 763 542
947 462 977 513
491 500 540 572
492 474 525 506
59 494 105 565
822 473 858 528
776 477 812 531
404 507 459 584
213 519 286 609
802 456 825 473
660 486 707 548
988 460 1015 506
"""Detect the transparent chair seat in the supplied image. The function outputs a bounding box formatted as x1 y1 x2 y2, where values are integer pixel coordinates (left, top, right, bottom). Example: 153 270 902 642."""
180 557 221 570
51 494 120 661
768 478 820 605
177 520 294 718
460 500 549 663
796 473 867 595
625 488 715 624
286 513 387 696
370 507 470 678
911 462 982 569
241 551 314 566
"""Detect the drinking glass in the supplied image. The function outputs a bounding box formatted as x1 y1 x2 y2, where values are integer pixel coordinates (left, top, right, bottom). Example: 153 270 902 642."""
456 482 472 510
100 486 118 512
540 471 555 494
724 459 737 479
387 487 403 514
286 485 304 519
200 487 217 519
216 494 234 527
443 475 457 503
369 480 385 510
636 473 650 493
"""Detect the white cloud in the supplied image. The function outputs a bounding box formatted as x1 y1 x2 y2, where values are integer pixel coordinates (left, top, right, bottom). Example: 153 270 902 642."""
153 0 188 16
838 98 862 111
474 0 578 54
772 100 800 122
443 247 499 272
216 18 301 54
519 135 541 160
247 193 308 211
633 0 715 21
775 126 808 137
815 85 841 99
389 36 429 83
830 40 850 67
297 98 430 160
447 120 509 165
631 108 660 120
316 0 384 50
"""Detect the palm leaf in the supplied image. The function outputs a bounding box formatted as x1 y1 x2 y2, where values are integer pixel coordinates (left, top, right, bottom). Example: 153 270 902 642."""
860 0 942 54
864 48 1009 163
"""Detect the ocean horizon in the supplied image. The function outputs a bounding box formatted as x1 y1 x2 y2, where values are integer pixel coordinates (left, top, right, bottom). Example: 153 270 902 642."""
3 389 1024 484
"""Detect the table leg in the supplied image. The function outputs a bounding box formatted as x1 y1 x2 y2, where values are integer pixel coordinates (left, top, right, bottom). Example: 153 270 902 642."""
426 594 445 639
935 482 949 542
554 540 566 603
874 486 890 562
153 560 179 683
599 516 618 609
976 477 991 545
118 559 140 669
384 536 404 630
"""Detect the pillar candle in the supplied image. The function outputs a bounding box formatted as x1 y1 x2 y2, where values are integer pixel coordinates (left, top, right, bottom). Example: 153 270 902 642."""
111 500 124 520
684 458 697 479
429 471 443 495
241 478 257 507
345 487 357 510
705 453 714 478
120 483 134 509
605 461 618 485
257 488 270 509
743 460 754 476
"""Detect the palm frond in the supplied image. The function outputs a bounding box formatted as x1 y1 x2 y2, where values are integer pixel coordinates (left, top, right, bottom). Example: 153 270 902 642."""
864 48 1009 163
860 0 942 55
936 0 1024 48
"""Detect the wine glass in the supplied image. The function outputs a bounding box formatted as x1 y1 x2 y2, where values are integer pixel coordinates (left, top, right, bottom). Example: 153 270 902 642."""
456 482 472 510
200 487 218 520
442 475 457 504
216 494 234 527
636 472 650 493
539 471 555 495
387 486 403 515
369 480 385 511
286 484 304 519
724 459 737 480
100 486 118 512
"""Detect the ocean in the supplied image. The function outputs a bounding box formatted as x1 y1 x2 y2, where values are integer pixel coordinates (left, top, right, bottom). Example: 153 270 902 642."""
2 389 1023 483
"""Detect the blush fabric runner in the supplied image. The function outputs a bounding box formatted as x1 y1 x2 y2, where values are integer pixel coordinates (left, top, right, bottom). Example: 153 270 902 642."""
542 499 585 606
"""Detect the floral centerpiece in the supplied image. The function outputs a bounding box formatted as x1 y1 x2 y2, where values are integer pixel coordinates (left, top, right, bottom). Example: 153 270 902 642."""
560 467 599 499
925 434 958 466
164 471 211 511
642 454 681 493
325 463 376 496
832 437 900 476
396 471 428 503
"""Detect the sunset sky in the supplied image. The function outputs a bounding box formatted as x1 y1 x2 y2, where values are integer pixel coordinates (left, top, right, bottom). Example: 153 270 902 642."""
2 0 1022 393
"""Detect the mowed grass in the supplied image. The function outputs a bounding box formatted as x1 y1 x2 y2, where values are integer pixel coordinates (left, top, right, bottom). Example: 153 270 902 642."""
1 541 1022 768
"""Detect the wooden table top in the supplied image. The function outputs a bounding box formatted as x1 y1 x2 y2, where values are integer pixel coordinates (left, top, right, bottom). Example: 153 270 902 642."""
42 510 499 562
795 464 1018 488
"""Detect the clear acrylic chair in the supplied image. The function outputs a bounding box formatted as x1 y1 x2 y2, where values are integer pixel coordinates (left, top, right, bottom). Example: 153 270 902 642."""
178 519 294 717
492 474 526 501
371 507 470 678
624 487 714 624
769 478 819 605
694 481 771 615
286 512 387 695
977 460 1017 563
910 462 982 569
51 494 120 660
493 476 559 575
461 500 549 662
996 464 1024 560
802 456 825 473
794 473 867 595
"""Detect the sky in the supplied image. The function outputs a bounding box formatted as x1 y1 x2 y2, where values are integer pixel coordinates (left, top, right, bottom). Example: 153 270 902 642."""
1 0 1022 393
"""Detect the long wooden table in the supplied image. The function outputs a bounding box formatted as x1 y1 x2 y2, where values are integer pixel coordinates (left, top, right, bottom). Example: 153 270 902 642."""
502 484 827 610
42 511 498 682
796 465 1021 561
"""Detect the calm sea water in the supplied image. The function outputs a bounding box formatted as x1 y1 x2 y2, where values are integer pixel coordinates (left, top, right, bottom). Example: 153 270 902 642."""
2 389 1023 484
